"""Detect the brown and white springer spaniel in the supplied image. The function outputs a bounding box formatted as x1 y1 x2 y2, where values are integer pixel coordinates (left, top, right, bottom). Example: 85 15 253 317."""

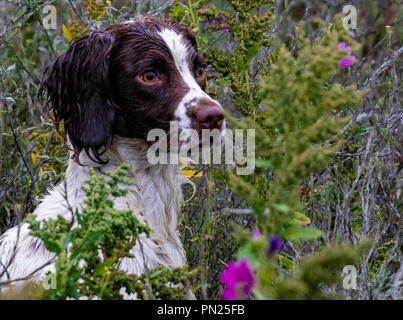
0 17 224 296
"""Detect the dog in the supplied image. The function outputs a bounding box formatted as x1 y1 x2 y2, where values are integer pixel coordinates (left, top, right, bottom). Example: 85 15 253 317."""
0 17 224 296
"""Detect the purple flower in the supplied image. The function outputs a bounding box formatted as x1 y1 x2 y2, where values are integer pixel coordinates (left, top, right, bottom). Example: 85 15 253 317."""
205 17 230 32
338 42 356 67
339 57 356 67
251 228 261 238
219 16 229 31
266 235 284 258
338 42 347 51
220 258 255 300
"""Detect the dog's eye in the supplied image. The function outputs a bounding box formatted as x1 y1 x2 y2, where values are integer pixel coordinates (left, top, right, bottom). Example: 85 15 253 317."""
196 67 206 78
142 71 157 83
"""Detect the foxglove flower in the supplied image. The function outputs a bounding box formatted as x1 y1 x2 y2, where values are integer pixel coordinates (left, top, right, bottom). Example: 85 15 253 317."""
220 258 255 300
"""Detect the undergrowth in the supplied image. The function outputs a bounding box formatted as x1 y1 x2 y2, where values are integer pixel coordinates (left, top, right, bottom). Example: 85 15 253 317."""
0 0 401 300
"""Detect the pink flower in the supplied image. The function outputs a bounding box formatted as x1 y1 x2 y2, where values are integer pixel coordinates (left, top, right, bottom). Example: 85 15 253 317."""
220 258 255 300
251 228 261 238
338 42 348 51
339 57 356 67
205 17 230 32
338 42 356 67
218 16 229 32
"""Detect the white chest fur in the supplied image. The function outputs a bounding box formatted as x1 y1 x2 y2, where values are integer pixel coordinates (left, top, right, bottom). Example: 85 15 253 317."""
0 137 188 287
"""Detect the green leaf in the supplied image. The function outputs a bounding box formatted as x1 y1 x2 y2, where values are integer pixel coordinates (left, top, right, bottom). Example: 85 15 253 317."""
216 78 231 84
236 56 245 73
278 255 293 271
173 6 185 16
255 159 273 168
149 270 161 278
281 225 322 241
237 243 260 269
294 212 311 226
271 203 290 213
80 230 102 249
62 229 77 251
212 169 225 183
201 33 211 44
247 42 261 63
94 257 116 275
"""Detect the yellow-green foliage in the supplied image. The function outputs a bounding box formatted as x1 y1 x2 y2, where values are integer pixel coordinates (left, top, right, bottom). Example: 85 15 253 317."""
28 124 66 182
68 8 87 38
65 0 106 40
228 17 366 235
171 0 274 116
26 164 195 300
201 1 274 116
221 17 369 299
264 241 372 300
368 240 398 278
171 2 371 300
1 0 400 301
85 0 106 21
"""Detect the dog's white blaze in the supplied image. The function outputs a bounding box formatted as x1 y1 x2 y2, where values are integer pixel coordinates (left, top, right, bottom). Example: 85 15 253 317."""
158 28 213 130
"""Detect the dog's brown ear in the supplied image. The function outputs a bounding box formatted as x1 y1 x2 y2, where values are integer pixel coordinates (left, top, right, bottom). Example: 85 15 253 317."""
41 31 116 164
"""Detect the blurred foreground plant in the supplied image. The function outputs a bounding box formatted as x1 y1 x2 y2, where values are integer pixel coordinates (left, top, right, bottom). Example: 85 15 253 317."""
220 16 369 299
26 164 195 300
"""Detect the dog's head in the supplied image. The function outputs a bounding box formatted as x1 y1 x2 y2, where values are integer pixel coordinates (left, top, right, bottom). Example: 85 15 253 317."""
42 18 224 163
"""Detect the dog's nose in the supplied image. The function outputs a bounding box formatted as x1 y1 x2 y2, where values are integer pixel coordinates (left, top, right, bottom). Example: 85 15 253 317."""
196 100 224 130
